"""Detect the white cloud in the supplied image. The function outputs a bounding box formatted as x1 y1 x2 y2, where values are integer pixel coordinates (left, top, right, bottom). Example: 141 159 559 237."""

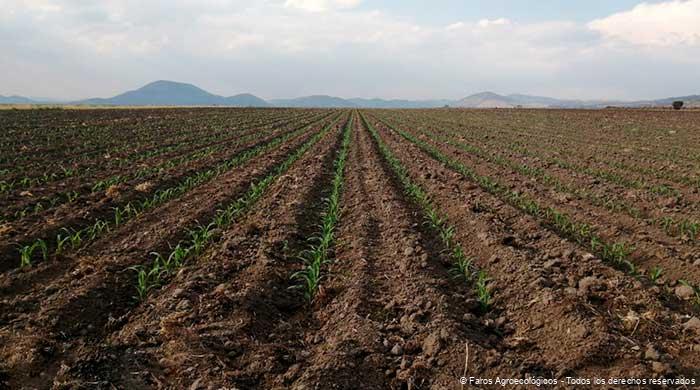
10 0 62 13
1 0 699 100
589 0 700 46
284 0 361 12
476 18 510 28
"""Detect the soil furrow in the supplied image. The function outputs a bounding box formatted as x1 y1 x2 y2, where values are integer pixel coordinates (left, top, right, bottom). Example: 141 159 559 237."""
47 114 349 389
374 114 700 285
367 112 700 382
0 110 323 221
0 116 341 389
0 112 335 274
283 114 524 389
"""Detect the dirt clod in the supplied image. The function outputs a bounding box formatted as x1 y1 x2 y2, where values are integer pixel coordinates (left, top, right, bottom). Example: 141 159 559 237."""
422 333 441 357
644 345 660 360
135 181 154 192
176 299 191 311
683 317 700 333
578 276 599 296
651 361 671 374
674 285 695 300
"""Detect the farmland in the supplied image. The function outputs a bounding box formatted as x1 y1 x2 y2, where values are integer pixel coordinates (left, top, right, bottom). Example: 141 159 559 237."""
1 107 700 389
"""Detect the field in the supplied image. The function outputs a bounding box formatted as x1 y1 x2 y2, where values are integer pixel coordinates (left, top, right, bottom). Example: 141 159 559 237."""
1 107 700 389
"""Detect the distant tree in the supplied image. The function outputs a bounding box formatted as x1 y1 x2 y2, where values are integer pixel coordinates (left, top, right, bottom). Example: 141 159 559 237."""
673 101 684 110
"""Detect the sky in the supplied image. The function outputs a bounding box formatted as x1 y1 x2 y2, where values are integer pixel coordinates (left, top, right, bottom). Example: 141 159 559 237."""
1 0 699 101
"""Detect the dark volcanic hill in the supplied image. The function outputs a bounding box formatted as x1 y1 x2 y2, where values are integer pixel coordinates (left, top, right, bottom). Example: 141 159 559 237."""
76 80 268 107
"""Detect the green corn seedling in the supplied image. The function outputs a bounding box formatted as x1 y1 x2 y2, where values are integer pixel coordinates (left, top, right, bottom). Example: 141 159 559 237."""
648 266 663 282
475 270 492 310
18 239 47 268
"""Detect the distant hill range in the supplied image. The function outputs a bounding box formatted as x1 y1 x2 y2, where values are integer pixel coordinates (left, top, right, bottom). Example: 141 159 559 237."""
348 98 452 109
0 95 38 104
76 80 269 107
269 95 357 108
453 91 700 108
2 80 699 108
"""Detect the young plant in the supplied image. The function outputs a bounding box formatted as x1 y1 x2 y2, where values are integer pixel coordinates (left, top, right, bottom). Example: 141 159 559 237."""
87 220 109 240
19 245 34 268
153 243 190 274
648 266 663 282
449 249 474 281
130 263 163 301
113 206 126 226
188 223 215 257
66 191 79 203
63 228 83 249
18 239 48 268
292 115 353 301
291 249 324 301
475 270 492 311
659 217 675 234
55 232 70 255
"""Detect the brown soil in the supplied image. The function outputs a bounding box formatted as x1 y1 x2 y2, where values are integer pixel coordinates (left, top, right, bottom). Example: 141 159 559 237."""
0 115 341 389
369 114 700 381
373 115 700 284
0 110 322 218
0 113 332 273
2 108 700 389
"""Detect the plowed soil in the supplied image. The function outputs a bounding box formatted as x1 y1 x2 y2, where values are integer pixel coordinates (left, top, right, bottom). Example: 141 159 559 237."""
1 108 700 389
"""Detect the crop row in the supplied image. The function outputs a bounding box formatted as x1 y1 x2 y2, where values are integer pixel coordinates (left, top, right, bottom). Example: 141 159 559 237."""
419 110 700 193
0 108 314 187
424 109 700 169
382 113 700 242
2 147 217 223
0 111 328 224
400 111 692 200
292 113 354 301
0 108 282 166
378 111 700 305
131 113 343 300
13 113 339 269
0 109 319 193
361 113 493 310
370 114 639 276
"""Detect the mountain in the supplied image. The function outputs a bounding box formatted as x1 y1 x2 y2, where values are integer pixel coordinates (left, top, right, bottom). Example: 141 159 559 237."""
76 80 268 107
348 98 452 109
0 95 38 104
7 81 699 109
269 96 451 108
454 92 700 108
453 92 588 108
269 95 357 108
455 92 518 108
505 94 586 108
636 95 700 107
223 93 269 107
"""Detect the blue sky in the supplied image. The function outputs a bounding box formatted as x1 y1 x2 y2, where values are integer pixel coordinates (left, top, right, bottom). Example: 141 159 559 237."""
356 0 665 23
1 0 698 101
